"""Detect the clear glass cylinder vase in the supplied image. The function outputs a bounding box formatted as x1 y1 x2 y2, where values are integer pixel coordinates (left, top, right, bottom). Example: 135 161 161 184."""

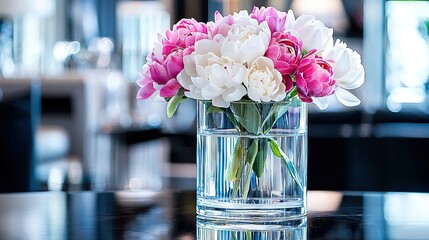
196 98 307 221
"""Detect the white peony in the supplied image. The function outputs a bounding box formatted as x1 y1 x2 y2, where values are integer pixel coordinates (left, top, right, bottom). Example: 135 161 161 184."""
285 10 333 52
322 39 365 107
218 10 271 65
245 57 286 102
177 39 248 108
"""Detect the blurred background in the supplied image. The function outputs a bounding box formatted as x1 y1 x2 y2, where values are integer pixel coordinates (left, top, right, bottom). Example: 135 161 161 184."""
0 0 428 193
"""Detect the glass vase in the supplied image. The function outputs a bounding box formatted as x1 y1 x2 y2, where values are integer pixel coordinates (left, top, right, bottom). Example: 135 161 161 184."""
196 98 307 221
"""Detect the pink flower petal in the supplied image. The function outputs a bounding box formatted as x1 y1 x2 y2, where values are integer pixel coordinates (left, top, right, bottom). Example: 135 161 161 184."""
295 73 308 94
298 93 313 103
160 78 181 98
163 44 178 55
214 11 223 21
137 76 151 87
266 17 277 33
307 80 323 94
137 83 156 100
266 45 281 59
282 75 294 92
183 46 194 56
166 53 184 78
149 61 169 84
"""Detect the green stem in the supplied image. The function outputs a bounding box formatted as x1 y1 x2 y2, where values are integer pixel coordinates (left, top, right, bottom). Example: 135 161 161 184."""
229 138 246 199
242 139 259 199
252 139 268 178
231 161 245 199
225 138 245 181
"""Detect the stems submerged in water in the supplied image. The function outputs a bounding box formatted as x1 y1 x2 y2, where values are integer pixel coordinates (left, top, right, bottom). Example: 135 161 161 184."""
218 99 304 199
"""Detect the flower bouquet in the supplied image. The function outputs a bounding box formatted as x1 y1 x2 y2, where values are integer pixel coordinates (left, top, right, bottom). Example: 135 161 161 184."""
137 6 364 219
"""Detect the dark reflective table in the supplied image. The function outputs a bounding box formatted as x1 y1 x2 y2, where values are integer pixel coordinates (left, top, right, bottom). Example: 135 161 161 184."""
0 190 428 239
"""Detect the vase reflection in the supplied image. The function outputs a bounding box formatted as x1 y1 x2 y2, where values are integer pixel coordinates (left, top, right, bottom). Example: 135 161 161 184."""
197 216 307 240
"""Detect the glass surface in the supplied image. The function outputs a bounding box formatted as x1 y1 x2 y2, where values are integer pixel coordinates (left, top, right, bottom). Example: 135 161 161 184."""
1 190 429 239
196 99 308 220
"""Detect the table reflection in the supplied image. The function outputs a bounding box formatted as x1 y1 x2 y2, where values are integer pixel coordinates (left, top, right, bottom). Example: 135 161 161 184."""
197 217 307 240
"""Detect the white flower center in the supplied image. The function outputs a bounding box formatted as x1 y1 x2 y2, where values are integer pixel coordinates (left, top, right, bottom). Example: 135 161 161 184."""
249 67 276 95
245 57 286 102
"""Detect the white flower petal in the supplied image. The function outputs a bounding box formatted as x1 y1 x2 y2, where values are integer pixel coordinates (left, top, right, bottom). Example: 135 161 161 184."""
335 87 361 107
273 84 286 101
177 70 192 89
337 65 364 89
240 35 266 64
195 39 221 56
201 83 224 99
206 52 222 66
184 86 203 99
292 14 333 51
311 96 329 110
331 50 350 77
183 54 197 76
222 85 246 102
153 42 163 61
252 56 274 69
208 64 227 86
285 9 296 29
196 65 207 79
225 65 247 88
212 96 230 108
221 40 238 61
323 39 365 95
192 77 209 88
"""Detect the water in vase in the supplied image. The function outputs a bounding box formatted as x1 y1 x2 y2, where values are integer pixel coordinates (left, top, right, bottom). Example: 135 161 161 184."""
196 132 307 220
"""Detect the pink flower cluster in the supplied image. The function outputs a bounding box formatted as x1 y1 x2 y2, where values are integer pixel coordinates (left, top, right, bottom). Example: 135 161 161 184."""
250 7 335 103
137 19 208 100
137 6 342 104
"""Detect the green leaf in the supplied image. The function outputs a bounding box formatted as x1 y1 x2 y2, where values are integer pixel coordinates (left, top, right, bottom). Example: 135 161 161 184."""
225 108 243 132
230 101 261 134
207 103 241 129
288 87 298 100
246 139 258 164
207 104 223 114
166 89 185 118
269 138 303 191
260 103 289 134
243 139 258 198
252 139 268 177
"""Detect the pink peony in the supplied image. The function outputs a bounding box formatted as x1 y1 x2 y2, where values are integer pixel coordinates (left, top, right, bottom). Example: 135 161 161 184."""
265 31 302 92
136 49 183 100
250 6 287 33
208 11 234 37
137 18 208 100
295 51 336 102
163 18 209 52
